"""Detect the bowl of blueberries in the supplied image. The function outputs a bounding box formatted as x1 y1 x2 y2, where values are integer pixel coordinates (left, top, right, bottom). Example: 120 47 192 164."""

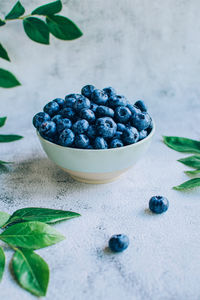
33 85 155 184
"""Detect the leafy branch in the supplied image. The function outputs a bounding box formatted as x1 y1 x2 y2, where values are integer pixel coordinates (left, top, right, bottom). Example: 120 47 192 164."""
0 0 83 88
0 207 80 297
163 136 200 190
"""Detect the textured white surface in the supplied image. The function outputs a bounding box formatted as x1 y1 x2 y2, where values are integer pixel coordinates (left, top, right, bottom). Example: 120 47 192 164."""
0 0 200 299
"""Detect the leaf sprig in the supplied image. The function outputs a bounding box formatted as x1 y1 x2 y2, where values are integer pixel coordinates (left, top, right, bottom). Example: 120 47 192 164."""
163 136 200 190
0 0 83 88
0 207 80 297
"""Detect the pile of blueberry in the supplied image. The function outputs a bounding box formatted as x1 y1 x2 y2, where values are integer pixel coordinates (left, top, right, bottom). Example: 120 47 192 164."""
33 85 153 149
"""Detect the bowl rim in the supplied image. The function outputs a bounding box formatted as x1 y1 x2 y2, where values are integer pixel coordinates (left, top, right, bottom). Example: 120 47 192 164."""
37 119 155 152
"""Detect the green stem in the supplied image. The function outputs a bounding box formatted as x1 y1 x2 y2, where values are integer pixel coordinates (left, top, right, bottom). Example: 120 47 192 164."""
3 14 37 22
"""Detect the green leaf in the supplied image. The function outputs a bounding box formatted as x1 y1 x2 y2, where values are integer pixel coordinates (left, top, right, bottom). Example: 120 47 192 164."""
0 221 65 249
185 169 200 175
23 17 50 45
178 155 200 169
0 116 7 127
0 211 10 227
4 207 80 227
0 19 6 26
46 15 83 40
173 178 200 190
32 0 62 16
0 134 23 142
5 1 25 20
163 136 200 154
0 160 12 165
0 68 21 88
0 247 5 282
12 248 49 297
0 44 10 61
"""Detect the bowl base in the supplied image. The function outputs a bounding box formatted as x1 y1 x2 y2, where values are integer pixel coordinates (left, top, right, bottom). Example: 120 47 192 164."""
70 174 122 184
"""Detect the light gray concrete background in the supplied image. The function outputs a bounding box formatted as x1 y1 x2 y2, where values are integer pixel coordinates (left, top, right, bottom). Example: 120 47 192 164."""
0 0 200 299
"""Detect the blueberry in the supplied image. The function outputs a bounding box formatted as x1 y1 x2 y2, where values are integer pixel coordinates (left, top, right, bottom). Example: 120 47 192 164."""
72 119 89 134
107 95 127 108
60 107 75 120
94 137 108 149
96 105 114 118
81 85 95 99
126 104 141 115
74 134 90 149
96 117 117 139
33 112 50 129
86 144 93 149
43 101 60 117
57 118 72 134
87 125 96 139
108 234 129 252
115 106 131 123
113 131 123 139
91 89 108 105
79 108 95 123
147 118 153 134
103 86 116 98
110 138 124 148
65 93 81 100
139 130 148 140
52 114 62 124
90 102 98 113
122 126 139 145
73 95 91 111
134 100 147 112
131 112 151 131
117 123 126 132
149 196 169 214
59 129 75 147
64 97 76 108
53 98 65 109
39 121 57 138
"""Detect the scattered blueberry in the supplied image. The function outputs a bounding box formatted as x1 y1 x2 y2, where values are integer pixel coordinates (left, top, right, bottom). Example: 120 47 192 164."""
110 138 124 148
57 118 72 134
59 129 75 147
74 134 90 149
139 130 148 140
91 89 108 105
131 112 151 131
53 98 65 109
122 126 139 145
39 121 57 138
149 196 169 214
43 101 60 117
60 107 76 120
96 106 114 118
103 86 116 97
96 117 117 139
73 95 90 111
33 112 50 129
94 137 108 149
134 100 147 112
115 106 131 123
81 85 95 99
79 108 95 123
72 119 89 134
108 234 129 252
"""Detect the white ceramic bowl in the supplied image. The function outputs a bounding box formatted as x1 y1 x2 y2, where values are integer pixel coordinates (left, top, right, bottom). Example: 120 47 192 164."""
37 121 155 184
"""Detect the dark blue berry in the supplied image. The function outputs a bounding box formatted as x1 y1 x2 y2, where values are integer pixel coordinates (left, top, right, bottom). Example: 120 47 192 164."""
60 107 75 120
109 234 129 252
65 93 81 100
115 106 131 123
53 98 65 109
72 119 89 134
59 129 75 147
57 118 72 134
139 130 148 140
43 101 60 117
149 196 169 214
126 104 141 116
81 85 95 99
64 97 76 108
147 118 153 134
91 89 108 105
107 95 127 108
74 134 90 149
79 108 95 123
94 137 108 149
73 95 90 111
135 100 147 112
87 125 96 139
113 131 123 139
122 126 139 145
131 112 151 131
33 112 50 129
52 114 62 124
103 86 116 98
96 117 117 139
39 121 57 138
110 138 124 148
90 102 98 113
86 144 93 149
96 105 114 118
117 123 126 132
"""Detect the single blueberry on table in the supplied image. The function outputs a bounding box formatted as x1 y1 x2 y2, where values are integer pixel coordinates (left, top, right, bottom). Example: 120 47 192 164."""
33 112 50 129
59 129 75 147
108 234 129 253
91 89 108 105
64 97 76 108
103 86 116 98
94 137 108 149
53 98 65 109
96 105 114 118
139 130 148 140
134 100 147 112
43 101 60 117
52 114 62 124
122 126 139 145
117 123 126 132
114 106 132 123
131 112 151 131
79 108 95 123
149 196 169 214
72 119 89 134
90 102 98 113
81 85 95 99
57 118 72 134
110 138 124 148
39 121 57 138
126 103 141 116
73 95 91 111
96 117 117 139
107 95 127 108
60 107 76 120
87 125 96 139
74 134 90 149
